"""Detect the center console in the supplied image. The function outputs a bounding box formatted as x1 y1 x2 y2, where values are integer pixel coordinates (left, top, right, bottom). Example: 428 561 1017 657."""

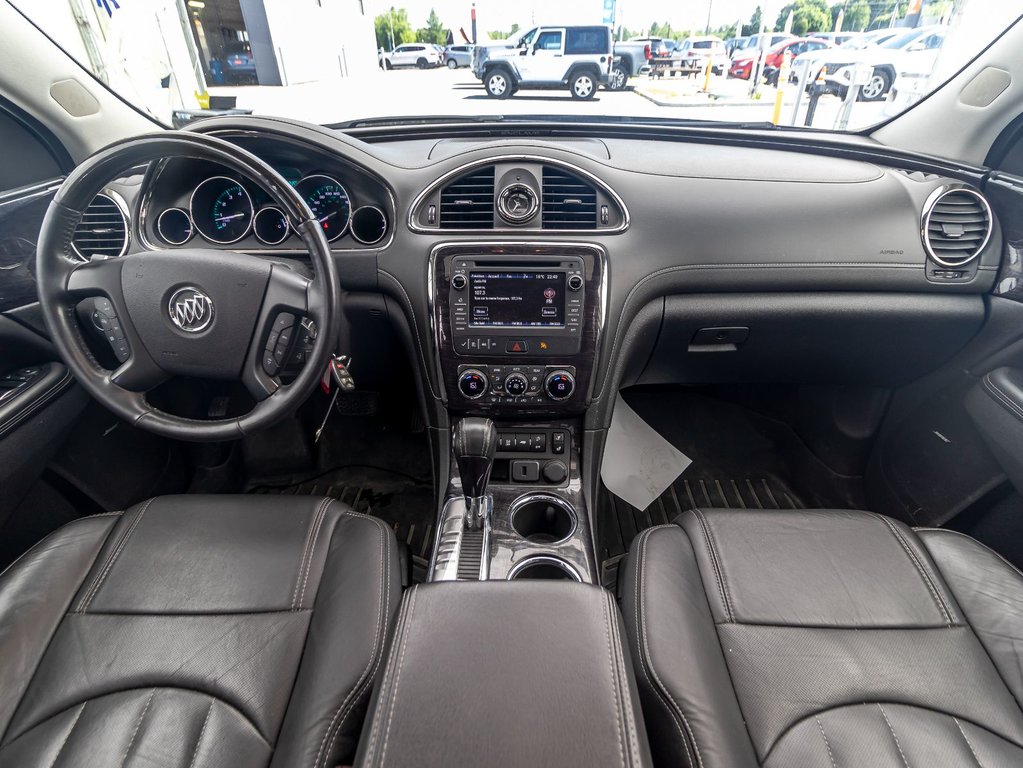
430 243 604 584
355 581 650 768
432 242 604 415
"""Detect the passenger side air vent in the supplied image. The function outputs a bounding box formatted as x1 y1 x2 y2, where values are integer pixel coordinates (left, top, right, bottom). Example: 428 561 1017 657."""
72 193 128 261
542 166 597 230
923 188 992 268
439 166 495 229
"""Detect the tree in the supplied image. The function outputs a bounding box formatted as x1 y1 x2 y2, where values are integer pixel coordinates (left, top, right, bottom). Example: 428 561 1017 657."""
774 0 831 35
374 7 415 50
742 5 763 36
417 8 447 46
488 22 520 40
832 0 871 31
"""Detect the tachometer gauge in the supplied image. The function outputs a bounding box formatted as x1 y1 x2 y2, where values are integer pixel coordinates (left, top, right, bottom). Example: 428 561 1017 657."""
297 174 351 242
190 176 253 244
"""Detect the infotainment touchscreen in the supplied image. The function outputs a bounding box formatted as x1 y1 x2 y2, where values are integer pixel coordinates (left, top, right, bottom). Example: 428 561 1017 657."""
468 271 566 328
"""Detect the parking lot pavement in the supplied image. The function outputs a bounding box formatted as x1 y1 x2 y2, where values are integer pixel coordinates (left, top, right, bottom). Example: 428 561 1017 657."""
208 66 889 130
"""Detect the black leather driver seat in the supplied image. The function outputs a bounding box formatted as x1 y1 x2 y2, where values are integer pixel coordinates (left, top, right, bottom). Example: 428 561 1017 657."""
0 495 399 767
621 508 1023 767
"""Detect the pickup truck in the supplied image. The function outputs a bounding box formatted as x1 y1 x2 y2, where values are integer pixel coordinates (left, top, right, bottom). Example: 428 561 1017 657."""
609 38 673 89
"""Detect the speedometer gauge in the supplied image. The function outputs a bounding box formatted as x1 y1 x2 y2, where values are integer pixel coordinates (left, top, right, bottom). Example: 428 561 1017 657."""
190 176 253 244
297 175 351 242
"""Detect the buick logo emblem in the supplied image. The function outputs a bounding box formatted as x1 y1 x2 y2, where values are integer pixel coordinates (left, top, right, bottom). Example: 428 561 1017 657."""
168 287 214 333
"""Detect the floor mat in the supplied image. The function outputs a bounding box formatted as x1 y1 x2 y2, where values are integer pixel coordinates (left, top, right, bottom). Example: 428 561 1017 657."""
598 388 863 589
249 466 435 583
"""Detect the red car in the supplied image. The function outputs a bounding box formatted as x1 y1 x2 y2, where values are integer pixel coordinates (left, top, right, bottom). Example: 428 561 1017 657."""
729 37 832 82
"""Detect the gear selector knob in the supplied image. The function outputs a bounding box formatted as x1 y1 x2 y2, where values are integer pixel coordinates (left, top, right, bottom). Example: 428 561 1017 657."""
453 417 497 529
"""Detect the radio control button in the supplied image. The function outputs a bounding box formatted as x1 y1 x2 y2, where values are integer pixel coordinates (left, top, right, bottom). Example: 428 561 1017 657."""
458 369 488 399
451 274 467 290
567 274 584 292
504 372 528 396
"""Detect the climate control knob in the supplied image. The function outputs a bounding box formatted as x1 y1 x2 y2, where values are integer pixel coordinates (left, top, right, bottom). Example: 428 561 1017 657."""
544 370 575 401
458 369 488 400
504 372 529 396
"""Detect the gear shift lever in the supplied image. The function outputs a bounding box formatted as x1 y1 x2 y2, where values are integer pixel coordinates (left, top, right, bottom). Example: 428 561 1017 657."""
453 417 497 530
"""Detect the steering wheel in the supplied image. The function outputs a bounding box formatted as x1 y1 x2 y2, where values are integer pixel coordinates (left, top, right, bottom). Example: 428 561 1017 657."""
36 132 339 442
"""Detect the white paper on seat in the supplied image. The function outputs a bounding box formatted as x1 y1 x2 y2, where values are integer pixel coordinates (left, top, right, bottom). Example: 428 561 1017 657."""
600 394 692 511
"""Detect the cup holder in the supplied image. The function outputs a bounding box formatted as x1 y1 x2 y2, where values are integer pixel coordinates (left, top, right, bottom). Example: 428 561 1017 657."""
510 494 576 545
508 556 582 581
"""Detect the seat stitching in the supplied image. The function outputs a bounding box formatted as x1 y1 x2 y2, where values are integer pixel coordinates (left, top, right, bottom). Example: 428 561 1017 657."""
983 375 1023 423
954 717 985 768
764 701 1023 761
44 702 86 768
607 593 641 768
0 514 120 584
815 716 838 768
291 498 328 610
874 513 953 626
319 513 394 767
77 498 155 613
186 700 214 768
359 583 412 768
378 585 418 767
917 527 1023 584
294 499 330 611
690 508 733 622
600 590 626 768
312 506 390 768
634 524 702 768
119 690 155 768
878 704 911 768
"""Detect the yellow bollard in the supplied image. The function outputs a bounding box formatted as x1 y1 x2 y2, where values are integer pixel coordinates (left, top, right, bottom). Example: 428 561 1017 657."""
702 58 713 93
771 51 792 125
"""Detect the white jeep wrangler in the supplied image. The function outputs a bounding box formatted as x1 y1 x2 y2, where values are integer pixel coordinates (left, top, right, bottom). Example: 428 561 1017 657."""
478 25 613 100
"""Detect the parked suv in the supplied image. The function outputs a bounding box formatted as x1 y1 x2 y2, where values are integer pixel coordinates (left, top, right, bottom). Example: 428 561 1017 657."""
476 25 613 100
444 44 474 69
676 36 728 75
379 43 442 70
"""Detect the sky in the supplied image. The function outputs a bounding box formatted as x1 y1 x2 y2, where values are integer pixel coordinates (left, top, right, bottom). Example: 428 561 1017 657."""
365 0 771 39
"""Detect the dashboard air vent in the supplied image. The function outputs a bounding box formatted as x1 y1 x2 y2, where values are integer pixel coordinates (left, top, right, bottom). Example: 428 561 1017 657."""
542 167 597 230
923 188 992 268
72 193 128 260
439 166 495 229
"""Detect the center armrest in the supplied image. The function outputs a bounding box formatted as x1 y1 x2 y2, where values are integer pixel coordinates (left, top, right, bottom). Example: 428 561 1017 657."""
355 581 651 767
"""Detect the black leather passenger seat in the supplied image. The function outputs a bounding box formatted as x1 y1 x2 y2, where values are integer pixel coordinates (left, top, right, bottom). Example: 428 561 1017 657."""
621 508 1023 767
0 495 400 767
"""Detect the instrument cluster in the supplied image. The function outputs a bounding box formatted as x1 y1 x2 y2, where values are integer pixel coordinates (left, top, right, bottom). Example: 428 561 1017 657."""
145 153 390 251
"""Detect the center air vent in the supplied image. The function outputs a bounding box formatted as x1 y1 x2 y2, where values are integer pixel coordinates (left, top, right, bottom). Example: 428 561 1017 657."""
439 166 495 229
72 193 128 261
923 188 992 268
542 167 597 230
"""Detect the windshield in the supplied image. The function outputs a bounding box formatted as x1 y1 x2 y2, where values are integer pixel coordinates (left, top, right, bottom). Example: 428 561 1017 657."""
4 0 1020 134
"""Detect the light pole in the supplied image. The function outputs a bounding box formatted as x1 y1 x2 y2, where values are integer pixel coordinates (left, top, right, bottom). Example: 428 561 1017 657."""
705 0 714 35
388 6 395 49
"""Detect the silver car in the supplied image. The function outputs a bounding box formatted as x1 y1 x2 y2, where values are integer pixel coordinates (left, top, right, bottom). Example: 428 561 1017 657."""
444 45 475 69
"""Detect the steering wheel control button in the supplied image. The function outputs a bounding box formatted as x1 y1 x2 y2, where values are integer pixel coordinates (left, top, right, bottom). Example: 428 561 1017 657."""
544 371 575 401
451 273 467 290
167 287 214 333
567 274 584 292
458 369 488 399
504 372 528 396
506 340 528 354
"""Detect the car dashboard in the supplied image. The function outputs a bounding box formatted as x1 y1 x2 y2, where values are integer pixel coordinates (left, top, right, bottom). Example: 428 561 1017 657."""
3 114 1005 584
